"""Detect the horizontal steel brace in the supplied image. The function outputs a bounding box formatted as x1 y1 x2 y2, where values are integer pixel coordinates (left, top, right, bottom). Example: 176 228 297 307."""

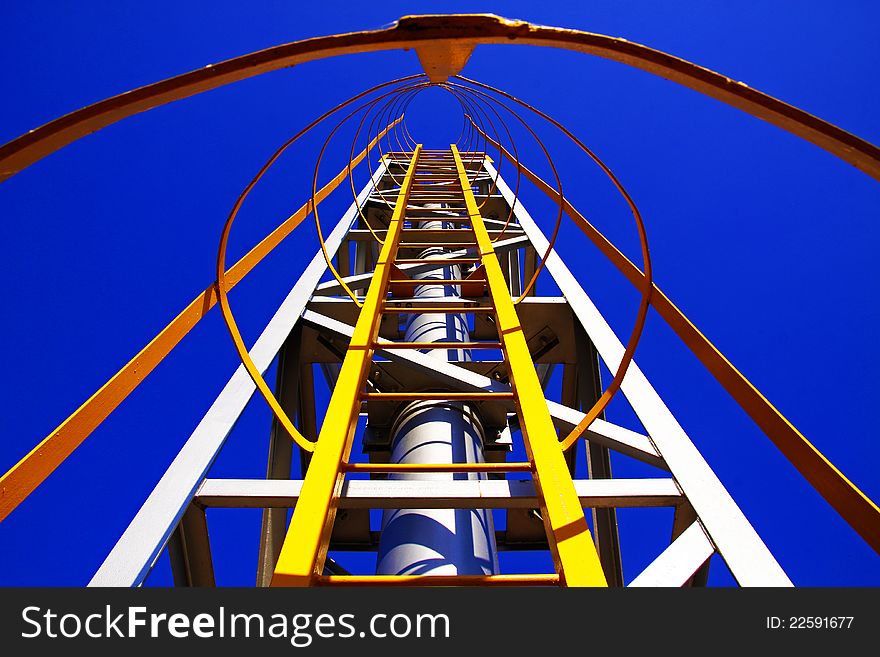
196 477 683 509
308 295 568 308
301 309 665 468
314 234 530 294
345 228 523 242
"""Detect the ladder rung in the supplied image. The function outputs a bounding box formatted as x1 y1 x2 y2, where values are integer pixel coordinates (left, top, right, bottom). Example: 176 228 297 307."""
384 298 491 304
362 392 515 401
315 574 559 587
382 306 493 314
402 225 472 230
398 230 474 235
377 341 501 349
402 210 469 215
342 462 532 473
393 258 480 264
404 215 468 220
389 279 482 286
398 243 478 248
405 208 468 212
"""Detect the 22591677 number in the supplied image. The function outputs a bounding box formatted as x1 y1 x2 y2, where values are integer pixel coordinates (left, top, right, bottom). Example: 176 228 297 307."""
766 616 853 629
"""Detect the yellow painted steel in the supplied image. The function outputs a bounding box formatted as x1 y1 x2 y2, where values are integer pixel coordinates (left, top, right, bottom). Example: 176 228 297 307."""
451 145 607 587
0 123 398 522
271 145 422 586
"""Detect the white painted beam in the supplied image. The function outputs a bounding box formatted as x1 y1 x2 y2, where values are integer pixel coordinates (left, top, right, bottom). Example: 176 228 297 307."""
88 165 388 587
628 522 715 587
301 309 665 468
486 161 791 587
196 477 683 510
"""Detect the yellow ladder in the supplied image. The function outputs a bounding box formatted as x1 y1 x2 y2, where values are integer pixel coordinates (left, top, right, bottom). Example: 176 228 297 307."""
271 145 607 587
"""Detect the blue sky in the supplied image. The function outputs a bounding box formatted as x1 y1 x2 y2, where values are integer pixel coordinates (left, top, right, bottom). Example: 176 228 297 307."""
1 2 878 586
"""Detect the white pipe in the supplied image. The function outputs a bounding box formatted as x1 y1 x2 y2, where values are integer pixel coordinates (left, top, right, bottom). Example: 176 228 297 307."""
376 214 499 576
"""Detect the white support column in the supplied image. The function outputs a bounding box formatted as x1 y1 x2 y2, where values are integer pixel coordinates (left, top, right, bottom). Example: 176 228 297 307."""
485 161 792 587
88 164 387 587
376 208 498 577
628 522 715 587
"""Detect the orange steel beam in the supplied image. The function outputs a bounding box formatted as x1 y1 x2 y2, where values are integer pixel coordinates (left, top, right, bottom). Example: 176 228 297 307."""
2 15 879 183
480 131 880 554
0 120 399 522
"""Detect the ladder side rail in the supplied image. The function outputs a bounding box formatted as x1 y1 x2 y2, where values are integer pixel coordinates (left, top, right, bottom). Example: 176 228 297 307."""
485 160 792 587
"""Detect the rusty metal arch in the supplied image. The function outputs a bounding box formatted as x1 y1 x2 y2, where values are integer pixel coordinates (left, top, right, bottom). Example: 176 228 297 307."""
2 13 879 183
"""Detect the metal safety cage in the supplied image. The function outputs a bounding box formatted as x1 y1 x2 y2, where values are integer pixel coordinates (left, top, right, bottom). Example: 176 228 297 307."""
1 14 878 588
